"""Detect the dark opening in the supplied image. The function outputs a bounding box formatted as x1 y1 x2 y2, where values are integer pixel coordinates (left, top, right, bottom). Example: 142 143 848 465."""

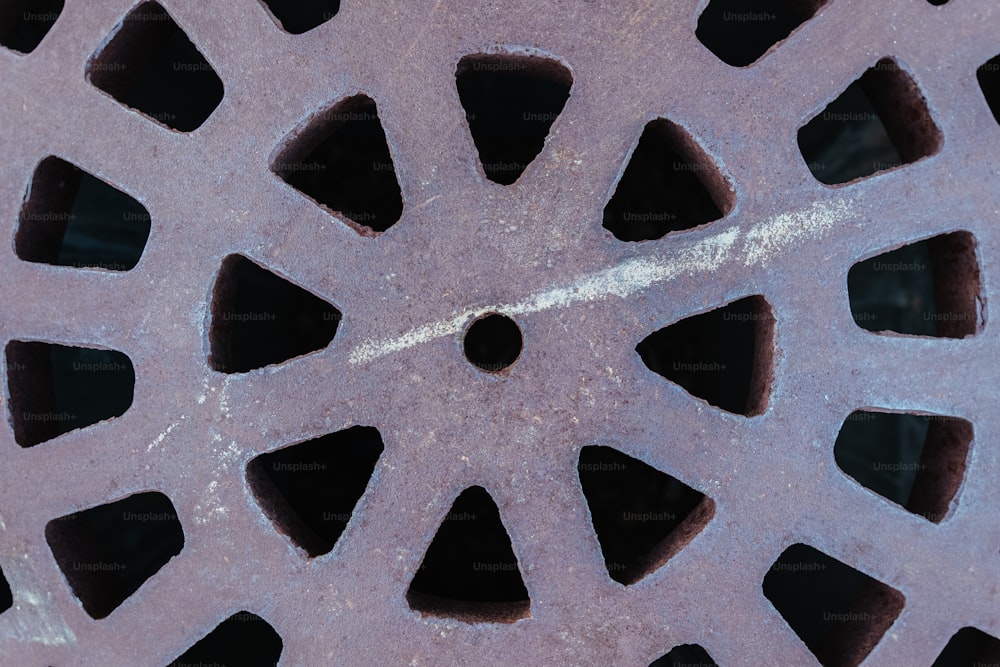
258 0 339 34
15 156 151 271
932 627 1000 667
848 232 981 338
208 254 341 373
578 446 714 585
86 1 224 132
463 313 522 373
696 0 829 67
0 567 12 614
636 296 774 416
835 411 972 524
603 118 732 242
976 55 1000 126
0 0 64 54
6 341 135 447
167 611 283 667
763 543 904 667
246 426 384 557
272 95 403 234
456 54 572 185
650 644 719 667
45 491 184 619
407 486 530 623
798 58 941 185
926 0 949 5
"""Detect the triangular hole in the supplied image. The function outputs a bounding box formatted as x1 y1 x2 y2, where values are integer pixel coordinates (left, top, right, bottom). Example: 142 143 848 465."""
650 643 719 667
933 627 1000 667
798 58 941 185
636 295 774 416
169 611 283 666
258 0 340 34
578 446 714 585
86 1 224 132
45 491 184 619
604 118 733 242
16 156 151 271
272 95 403 234
246 426 384 557
0 565 11 615
209 254 341 373
695 0 830 68
456 54 572 185
407 486 530 623
763 543 905 667
0 0 64 55
6 340 135 447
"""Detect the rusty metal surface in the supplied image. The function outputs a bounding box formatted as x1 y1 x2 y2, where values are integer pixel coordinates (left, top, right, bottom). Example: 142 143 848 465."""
0 0 997 665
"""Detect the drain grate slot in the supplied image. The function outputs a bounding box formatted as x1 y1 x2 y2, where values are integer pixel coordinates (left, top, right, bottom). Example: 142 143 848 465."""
578 445 714 585
168 610 283 666
650 643 719 667
407 486 530 623
834 410 972 523
977 54 1000 126
257 0 339 34
5 341 135 447
932 626 1000 666
848 232 982 338
272 95 403 234
45 491 184 619
246 426 384 557
0 567 11 616
16 156 151 271
208 254 341 373
0 0 63 54
696 0 830 67
456 54 572 185
636 296 774 416
86 1 223 132
798 58 941 185
763 543 905 667
463 313 523 373
603 118 733 242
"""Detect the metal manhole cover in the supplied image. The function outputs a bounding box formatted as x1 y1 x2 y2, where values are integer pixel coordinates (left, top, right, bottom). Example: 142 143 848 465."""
0 0 998 665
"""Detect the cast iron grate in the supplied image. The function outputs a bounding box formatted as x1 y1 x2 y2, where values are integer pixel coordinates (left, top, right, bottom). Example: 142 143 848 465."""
0 0 996 664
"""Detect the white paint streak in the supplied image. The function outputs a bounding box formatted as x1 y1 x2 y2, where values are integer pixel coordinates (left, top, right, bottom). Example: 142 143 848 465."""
216 441 242 471
741 199 851 266
147 421 179 452
193 480 228 525
349 198 852 365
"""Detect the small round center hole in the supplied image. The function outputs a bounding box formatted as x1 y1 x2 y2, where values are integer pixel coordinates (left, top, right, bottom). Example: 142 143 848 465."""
464 313 522 373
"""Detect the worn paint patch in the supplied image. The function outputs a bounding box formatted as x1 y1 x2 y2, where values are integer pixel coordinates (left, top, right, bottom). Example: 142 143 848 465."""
0 550 76 647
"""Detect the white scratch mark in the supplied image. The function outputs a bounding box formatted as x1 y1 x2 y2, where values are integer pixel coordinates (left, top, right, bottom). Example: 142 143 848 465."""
147 421 179 452
348 198 853 365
